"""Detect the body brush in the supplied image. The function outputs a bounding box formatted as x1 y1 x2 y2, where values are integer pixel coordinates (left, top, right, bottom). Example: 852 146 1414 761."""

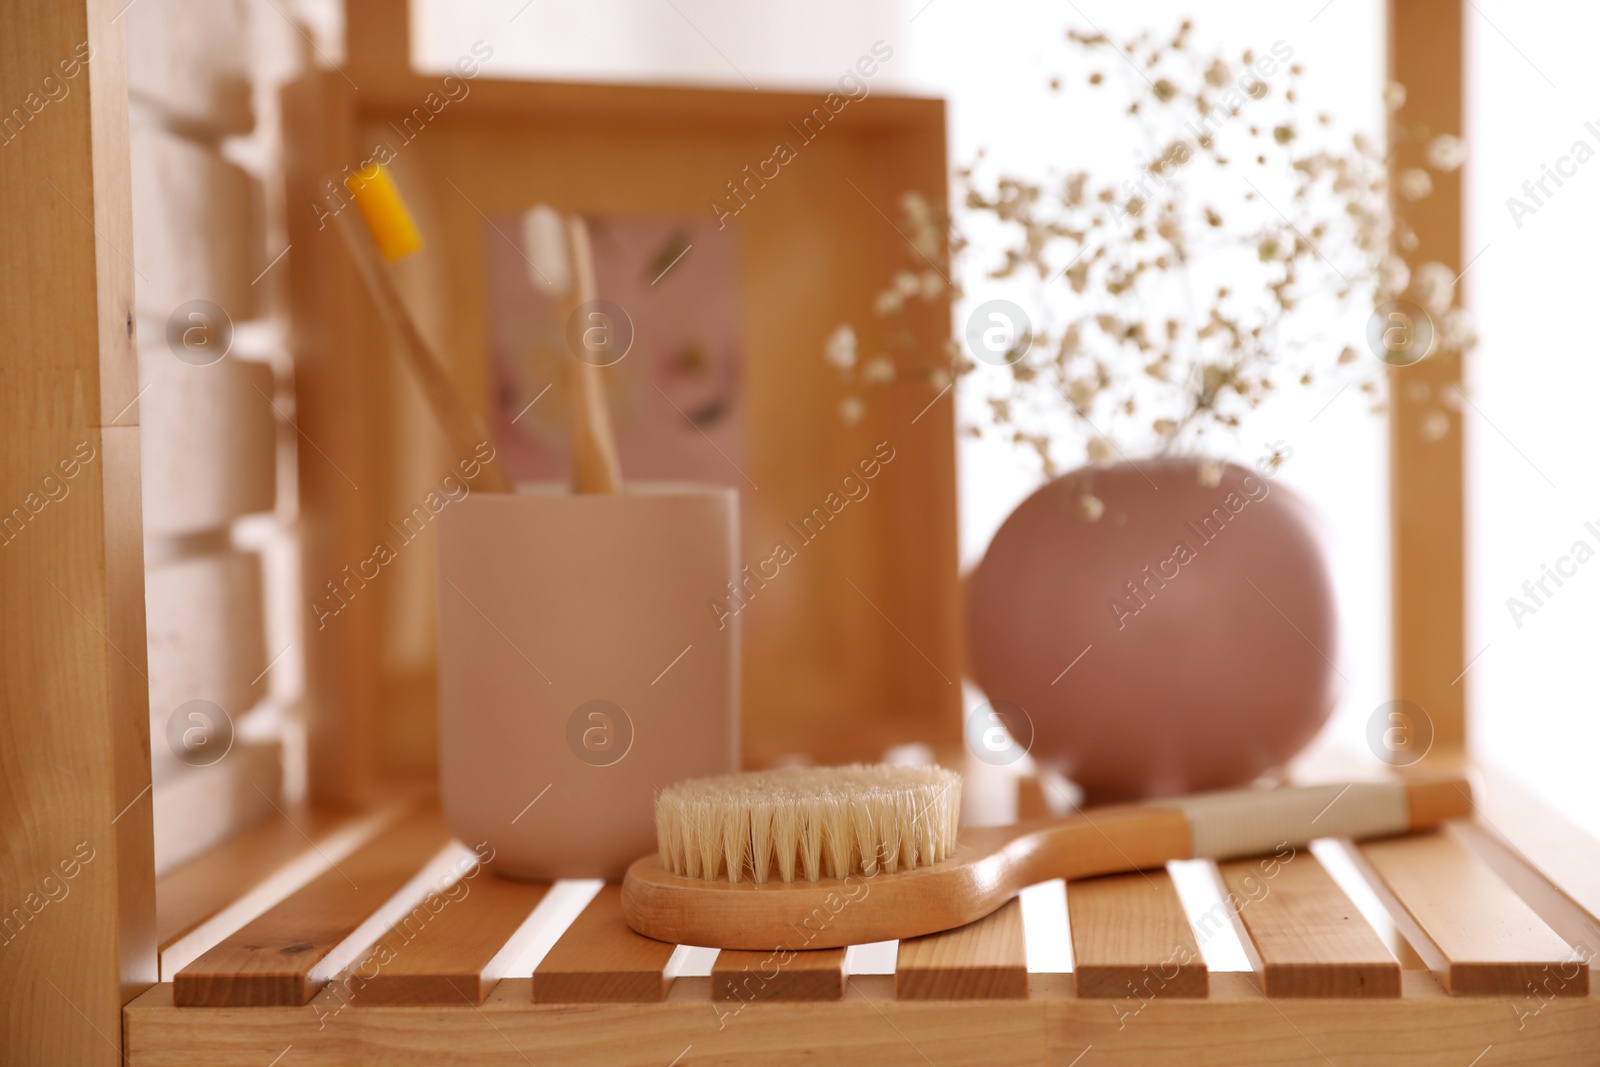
620 765 1472 949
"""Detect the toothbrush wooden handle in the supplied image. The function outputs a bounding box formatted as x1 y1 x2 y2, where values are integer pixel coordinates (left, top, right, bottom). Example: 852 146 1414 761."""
337 210 514 493
560 217 622 494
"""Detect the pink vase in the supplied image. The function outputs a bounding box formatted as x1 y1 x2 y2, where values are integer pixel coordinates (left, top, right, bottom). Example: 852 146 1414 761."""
965 457 1339 801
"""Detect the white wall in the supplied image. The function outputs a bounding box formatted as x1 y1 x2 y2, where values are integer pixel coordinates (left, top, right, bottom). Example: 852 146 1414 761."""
1465 1 1600 836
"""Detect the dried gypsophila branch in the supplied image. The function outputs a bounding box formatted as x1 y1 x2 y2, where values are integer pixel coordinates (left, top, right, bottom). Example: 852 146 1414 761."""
829 19 1475 487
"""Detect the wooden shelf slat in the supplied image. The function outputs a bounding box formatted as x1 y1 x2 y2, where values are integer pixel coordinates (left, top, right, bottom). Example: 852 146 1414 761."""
532 885 677 1003
1069 869 1206 999
714 948 845 1001
1451 820 1600 960
156 806 377 949
342 871 549 1005
1473 769 1600 939
173 812 452 1006
895 897 1027 999
1350 831 1589 996
1216 854 1399 997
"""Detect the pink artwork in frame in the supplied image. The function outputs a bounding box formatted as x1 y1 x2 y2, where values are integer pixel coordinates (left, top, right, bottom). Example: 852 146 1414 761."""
483 212 747 490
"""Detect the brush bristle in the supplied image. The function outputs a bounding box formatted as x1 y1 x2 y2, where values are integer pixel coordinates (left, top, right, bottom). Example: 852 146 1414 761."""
655 765 962 884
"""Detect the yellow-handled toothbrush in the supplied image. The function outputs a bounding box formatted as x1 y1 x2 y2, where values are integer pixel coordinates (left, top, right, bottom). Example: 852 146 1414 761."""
339 163 514 493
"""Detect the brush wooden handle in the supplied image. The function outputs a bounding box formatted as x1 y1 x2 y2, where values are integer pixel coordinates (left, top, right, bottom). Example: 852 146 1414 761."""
558 218 622 494
336 210 514 493
621 778 1471 950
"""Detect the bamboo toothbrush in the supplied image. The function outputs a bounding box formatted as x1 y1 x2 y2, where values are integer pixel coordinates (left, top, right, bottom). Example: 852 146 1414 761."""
621 765 1473 950
340 163 513 493
523 204 622 494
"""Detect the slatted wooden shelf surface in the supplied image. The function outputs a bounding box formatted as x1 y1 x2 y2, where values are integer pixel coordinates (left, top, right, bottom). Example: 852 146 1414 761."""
1068 869 1207 999
127 778 1600 1066
1216 852 1400 997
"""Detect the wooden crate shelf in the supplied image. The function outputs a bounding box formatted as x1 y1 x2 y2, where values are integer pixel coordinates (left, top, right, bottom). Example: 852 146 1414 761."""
126 972 1600 1066
126 770 1600 1066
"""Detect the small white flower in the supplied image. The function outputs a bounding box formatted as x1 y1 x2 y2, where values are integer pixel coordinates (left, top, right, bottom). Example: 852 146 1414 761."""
1411 261 1455 315
1398 168 1433 201
1078 493 1105 521
1420 409 1450 442
894 271 921 297
862 355 896 384
1440 306 1477 350
900 191 930 225
1087 436 1115 464
874 290 903 316
1379 255 1410 298
1426 133 1465 172
825 324 857 370
1383 81 1407 111
920 271 945 298
839 395 866 425
1199 460 1223 487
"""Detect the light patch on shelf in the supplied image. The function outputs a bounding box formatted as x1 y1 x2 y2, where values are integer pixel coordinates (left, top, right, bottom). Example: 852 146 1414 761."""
1166 858 1253 972
309 840 480 983
844 939 898 975
498 879 605 977
665 944 720 979
1021 879 1072 973
1310 838 1399 950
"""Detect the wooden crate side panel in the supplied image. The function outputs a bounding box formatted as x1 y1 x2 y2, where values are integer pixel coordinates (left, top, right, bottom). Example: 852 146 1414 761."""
1 2 155 1064
1388 0 1466 754
281 72 382 805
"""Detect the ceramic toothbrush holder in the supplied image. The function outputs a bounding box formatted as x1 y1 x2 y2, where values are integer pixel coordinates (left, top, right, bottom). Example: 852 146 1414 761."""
436 483 739 879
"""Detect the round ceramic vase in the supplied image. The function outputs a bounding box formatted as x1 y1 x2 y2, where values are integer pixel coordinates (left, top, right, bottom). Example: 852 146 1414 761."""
965 458 1338 801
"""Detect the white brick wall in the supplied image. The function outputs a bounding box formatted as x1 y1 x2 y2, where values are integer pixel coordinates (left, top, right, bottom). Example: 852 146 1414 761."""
128 122 264 322
144 549 268 756
127 0 315 875
138 351 277 536
125 0 255 139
